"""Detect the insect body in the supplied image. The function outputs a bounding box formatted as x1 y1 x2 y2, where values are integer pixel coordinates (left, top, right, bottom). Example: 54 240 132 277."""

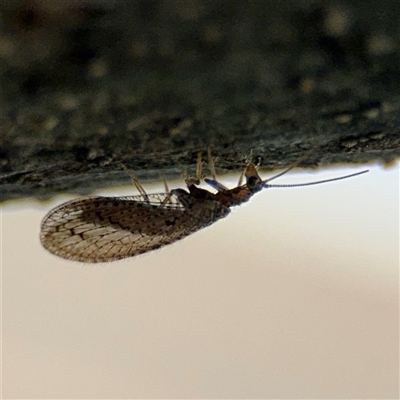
40 151 368 263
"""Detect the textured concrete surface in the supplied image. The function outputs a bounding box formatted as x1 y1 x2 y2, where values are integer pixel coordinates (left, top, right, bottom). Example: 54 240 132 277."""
1 0 399 201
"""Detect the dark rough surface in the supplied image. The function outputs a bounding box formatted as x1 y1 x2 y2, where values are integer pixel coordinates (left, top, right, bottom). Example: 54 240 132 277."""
1 0 399 203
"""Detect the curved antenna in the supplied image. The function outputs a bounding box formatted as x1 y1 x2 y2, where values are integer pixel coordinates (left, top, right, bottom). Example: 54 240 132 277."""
263 146 318 184
263 169 369 188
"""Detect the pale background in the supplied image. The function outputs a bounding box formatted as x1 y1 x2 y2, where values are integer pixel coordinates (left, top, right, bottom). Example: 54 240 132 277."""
2 163 399 399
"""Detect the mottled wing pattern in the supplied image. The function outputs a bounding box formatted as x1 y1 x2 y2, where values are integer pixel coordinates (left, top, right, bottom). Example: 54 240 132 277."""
40 193 230 263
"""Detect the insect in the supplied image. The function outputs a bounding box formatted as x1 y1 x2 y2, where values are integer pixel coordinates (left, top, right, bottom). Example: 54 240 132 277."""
40 149 368 263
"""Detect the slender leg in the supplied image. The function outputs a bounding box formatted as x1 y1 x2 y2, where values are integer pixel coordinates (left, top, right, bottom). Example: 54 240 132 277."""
162 174 170 194
117 161 149 203
160 175 174 205
196 150 202 183
185 151 202 187
205 147 229 191
207 147 217 180
237 167 246 187
237 150 255 186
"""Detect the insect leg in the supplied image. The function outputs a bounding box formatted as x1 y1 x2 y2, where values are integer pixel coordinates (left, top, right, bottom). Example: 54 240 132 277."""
207 147 217 180
196 150 203 182
160 175 174 206
204 178 228 191
117 162 150 203
185 151 202 188
237 150 256 186
205 147 229 192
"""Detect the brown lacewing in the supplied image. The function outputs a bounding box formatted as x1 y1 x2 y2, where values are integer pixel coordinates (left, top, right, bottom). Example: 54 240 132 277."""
40 150 368 263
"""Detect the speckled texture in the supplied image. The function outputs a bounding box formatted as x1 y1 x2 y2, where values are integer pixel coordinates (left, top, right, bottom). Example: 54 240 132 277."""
1 0 399 202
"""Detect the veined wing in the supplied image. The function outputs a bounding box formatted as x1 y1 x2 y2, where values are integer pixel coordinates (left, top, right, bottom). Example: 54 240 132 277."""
40 193 230 263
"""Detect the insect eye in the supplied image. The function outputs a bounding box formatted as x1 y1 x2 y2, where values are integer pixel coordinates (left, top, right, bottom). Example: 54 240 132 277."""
246 176 259 189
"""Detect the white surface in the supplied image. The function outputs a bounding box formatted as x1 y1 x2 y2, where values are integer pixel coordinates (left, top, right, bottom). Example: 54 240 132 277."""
2 164 399 398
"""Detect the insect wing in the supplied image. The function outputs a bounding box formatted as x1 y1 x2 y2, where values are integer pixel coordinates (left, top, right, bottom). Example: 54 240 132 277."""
40 193 230 263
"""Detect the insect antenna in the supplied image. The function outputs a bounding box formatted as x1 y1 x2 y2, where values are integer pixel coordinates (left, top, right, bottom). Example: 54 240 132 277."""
259 144 368 188
262 145 318 184
263 169 369 188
